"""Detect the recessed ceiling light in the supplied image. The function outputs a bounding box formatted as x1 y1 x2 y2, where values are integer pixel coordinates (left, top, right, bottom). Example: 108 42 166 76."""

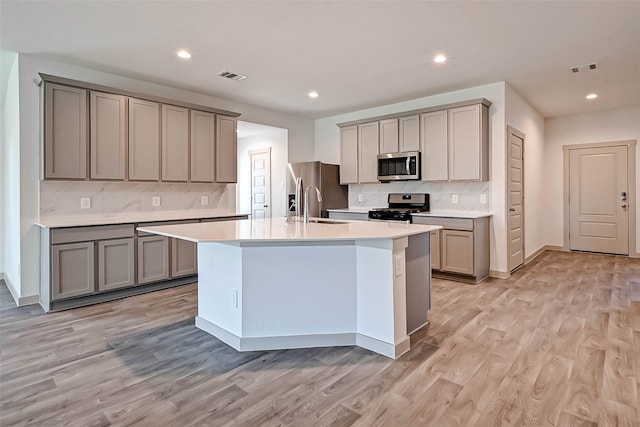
434 54 447 63
177 50 191 59
586 93 598 100
308 91 319 98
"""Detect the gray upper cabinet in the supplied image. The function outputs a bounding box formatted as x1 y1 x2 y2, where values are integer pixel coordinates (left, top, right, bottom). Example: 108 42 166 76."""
340 125 358 184
421 110 448 181
379 119 399 154
448 104 489 181
216 115 238 183
90 91 126 180
358 122 379 183
161 105 189 182
190 110 216 182
128 98 160 181
422 104 489 182
45 83 88 179
399 115 420 152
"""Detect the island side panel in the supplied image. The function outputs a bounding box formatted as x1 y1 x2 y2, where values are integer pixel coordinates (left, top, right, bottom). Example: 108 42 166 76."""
355 237 410 358
196 242 243 339
405 232 431 333
241 241 357 337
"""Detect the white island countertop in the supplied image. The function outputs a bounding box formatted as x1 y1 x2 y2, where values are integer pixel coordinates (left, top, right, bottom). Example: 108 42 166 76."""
35 209 249 228
137 217 441 243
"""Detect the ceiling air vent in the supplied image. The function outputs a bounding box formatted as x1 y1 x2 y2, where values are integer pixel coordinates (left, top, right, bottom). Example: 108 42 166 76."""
570 63 598 74
218 71 247 81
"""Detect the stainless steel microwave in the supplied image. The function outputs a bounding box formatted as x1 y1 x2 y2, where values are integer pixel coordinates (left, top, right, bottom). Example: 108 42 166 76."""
377 151 420 181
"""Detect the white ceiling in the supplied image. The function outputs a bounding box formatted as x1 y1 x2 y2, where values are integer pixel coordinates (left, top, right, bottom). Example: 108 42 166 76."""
2 1 639 119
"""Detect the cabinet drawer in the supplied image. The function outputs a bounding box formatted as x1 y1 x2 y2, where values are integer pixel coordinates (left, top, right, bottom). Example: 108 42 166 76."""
137 220 197 236
52 224 134 244
411 216 473 231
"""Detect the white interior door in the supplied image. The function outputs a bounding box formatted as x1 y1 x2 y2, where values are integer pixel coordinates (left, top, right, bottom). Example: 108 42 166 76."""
508 129 524 271
250 149 271 219
569 145 628 255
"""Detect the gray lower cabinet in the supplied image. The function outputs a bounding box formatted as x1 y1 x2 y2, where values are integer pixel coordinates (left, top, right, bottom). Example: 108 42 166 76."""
430 230 441 270
137 235 170 284
412 215 490 283
441 229 474 275
171 238 197 277
98 238 135 291
52 241 95 300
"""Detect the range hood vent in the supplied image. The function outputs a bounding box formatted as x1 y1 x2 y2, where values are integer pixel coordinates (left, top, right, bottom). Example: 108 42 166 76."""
218 71 247 81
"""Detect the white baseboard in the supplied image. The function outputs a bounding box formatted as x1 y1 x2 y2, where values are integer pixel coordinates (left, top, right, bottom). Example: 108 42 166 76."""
489 270 510 279
2 274 40 306
545 245 567 252
524 246 547 264
195 316 405 359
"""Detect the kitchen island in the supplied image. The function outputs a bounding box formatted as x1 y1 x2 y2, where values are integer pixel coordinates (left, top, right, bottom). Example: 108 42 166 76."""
138 217 441 358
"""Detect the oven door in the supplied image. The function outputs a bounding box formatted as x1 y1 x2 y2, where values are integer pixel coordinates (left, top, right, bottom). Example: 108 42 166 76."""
377 151 420 181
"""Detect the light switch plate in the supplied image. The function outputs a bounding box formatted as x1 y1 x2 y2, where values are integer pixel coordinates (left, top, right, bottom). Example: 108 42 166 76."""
201 195 209 206
80 197 91 209
358 194 363 202
451 194 459 204
480 193 487 204
394 255 405 277
152 196 161 207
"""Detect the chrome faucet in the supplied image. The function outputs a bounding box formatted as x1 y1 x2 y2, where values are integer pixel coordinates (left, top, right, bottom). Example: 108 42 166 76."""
304 185 323 223
286 177 303 222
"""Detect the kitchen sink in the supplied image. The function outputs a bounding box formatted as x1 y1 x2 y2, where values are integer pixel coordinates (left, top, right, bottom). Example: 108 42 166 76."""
307 219 345 225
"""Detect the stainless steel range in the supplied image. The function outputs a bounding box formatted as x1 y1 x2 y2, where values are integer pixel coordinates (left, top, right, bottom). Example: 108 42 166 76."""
368 193 430 222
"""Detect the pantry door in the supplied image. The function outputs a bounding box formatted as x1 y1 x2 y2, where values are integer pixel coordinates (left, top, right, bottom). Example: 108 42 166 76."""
568 143 630 255
508 127 525 272
250 148 272 219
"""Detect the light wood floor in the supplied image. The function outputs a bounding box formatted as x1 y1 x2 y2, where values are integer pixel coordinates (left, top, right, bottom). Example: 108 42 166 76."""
1 251 639 426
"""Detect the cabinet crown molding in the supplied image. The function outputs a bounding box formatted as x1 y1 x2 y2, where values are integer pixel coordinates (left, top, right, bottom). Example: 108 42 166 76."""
336 98 491 128
39 73 241 118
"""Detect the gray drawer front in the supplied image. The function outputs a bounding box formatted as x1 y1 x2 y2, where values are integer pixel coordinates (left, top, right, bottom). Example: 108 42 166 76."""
137 220 197 236
200 215 248 223
412 216 474 231
52 224 134 244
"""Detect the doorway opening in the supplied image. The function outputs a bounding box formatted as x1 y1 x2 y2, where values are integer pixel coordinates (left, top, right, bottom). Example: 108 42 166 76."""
563 140 637 256
237 121 288 219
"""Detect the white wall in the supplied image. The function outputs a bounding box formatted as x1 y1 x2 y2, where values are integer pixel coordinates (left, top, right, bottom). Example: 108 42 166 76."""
8 53 314 303
237 124 288 218
313 82 510 275
545 106 640 252
2 52 20 295
505 84 546 259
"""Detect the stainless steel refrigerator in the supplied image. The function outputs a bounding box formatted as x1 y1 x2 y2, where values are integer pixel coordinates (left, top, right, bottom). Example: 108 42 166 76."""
286 162 348 218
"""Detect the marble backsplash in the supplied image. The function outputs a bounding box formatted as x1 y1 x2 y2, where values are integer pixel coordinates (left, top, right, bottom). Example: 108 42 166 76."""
40 181 236 217
348 181 491 211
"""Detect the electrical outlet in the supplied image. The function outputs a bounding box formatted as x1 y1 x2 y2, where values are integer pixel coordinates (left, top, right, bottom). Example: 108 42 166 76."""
480 193 487 204
80 197 91 209
358 194 363 202
232 289 239 308
201 195 209 206
451 194 459 204
152 196 161 207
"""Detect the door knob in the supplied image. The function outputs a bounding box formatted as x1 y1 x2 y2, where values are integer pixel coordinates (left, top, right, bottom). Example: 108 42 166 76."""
509 208 516 212
263 204 269 208
622 204 627 208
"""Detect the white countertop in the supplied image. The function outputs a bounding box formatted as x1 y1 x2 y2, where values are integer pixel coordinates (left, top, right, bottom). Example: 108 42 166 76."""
138 217 441 243
412 211 492 219
35 209 249 228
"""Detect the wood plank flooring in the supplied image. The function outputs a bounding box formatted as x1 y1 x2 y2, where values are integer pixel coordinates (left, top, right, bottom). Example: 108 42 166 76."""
1 251 639 426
